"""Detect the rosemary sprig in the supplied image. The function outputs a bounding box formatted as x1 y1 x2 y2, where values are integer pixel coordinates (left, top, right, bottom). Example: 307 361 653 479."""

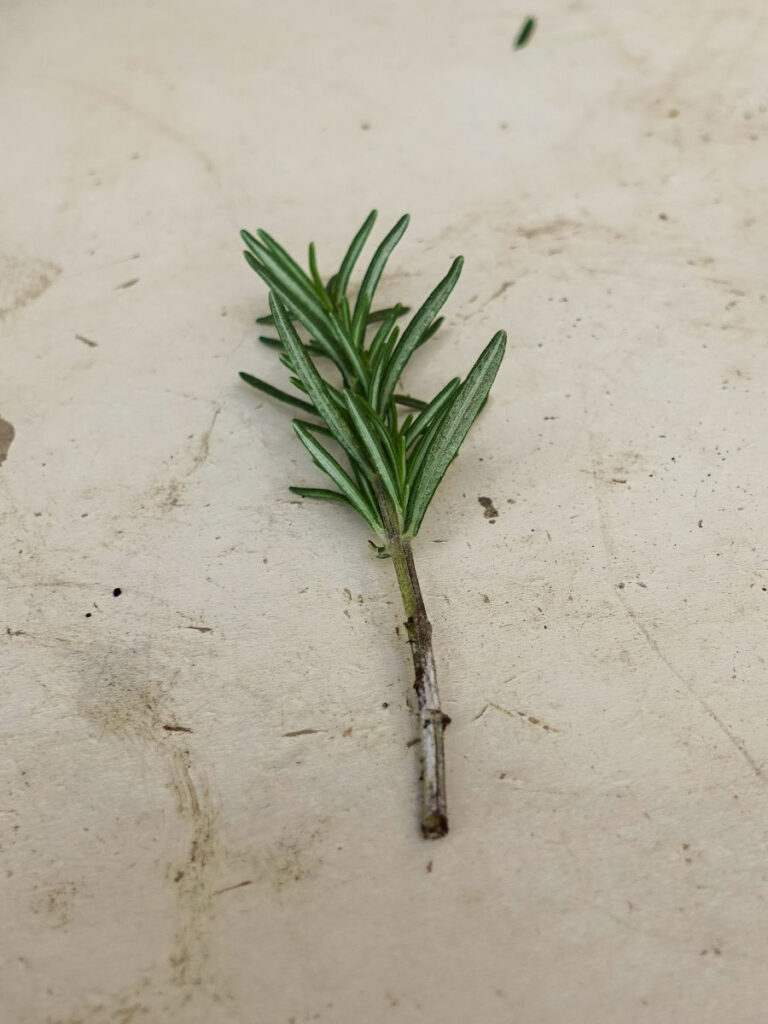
239 211 506 838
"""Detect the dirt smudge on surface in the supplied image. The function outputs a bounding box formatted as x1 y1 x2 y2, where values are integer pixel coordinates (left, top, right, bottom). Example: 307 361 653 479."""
154 404 220 512
166 744 218 990
77 646 222 1000
0 417 14 467
0 255 61 319
252 833 323 893
30 882 77 928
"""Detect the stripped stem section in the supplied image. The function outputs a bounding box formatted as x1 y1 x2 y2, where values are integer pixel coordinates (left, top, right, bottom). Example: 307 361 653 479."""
377 483 449 838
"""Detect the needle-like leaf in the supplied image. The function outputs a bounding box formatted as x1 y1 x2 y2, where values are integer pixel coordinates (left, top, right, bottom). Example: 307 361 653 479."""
239 372 317 415
378 256 463 409
405 331 507 535
368 304 411 323
343 391 403 515
289 486 354 507
331 209 377 304
270 293 368 467
405 377 461 446
293 421 383 532
308 242 333 311
258 335 328 359
351 214 410 340
243 250 340 366
393 393 428 411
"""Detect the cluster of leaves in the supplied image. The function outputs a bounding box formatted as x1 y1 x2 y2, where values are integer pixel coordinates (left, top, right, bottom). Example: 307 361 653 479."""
239 211 506 538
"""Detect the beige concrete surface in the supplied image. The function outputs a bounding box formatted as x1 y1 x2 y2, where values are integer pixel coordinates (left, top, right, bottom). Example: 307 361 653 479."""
2 1 768 1021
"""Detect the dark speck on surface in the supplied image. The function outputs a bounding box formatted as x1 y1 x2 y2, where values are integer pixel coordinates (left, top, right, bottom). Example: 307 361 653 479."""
112 587 122 597
478 496 499 520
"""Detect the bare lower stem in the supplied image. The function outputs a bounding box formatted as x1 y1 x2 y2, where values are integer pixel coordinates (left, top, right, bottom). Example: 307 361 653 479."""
377 487 449 839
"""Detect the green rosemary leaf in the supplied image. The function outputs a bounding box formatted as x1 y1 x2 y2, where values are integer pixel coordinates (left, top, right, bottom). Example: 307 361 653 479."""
343 391 403 515
368 305 411 323
352 460 379 515
393 393 427 411
324 385 347 411
270 293 366 464
256 311 296 326
418 316 444 348
327 311 370 387
239 372 317 415
514 15 536 50
244 230 321 316
367 307 402 364
353 392 401 477
352 290 372 348
293 421 383 532
351 214 410 339
308 242 333 310
331 209 377 304
405 331 506 535
395 433 407 488
289 486 352 506
244 250 340 366
254 228 314 289
338 295 352 333
379 256 463 409
292 418 334 439
369 324 402 411
278 352 296 373
259 335 328 359
386 397 398 433
405 378 461 446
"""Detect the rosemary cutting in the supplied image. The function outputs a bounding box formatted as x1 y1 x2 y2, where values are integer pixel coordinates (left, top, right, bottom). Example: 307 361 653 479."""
239 211 506 838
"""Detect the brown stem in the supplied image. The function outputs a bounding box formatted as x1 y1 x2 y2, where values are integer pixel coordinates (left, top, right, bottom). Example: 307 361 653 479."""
375 485 449 839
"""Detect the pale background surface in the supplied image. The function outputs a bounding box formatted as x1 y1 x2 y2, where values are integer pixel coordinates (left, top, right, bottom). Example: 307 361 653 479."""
2 1 768 1021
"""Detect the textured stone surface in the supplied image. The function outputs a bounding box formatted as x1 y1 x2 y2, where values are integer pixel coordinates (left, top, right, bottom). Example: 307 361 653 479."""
2 2 768 1021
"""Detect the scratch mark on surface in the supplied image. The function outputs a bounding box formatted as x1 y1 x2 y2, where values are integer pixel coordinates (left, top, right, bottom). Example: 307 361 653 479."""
154 404 221 512
488 701 559 733
518 219 578 240
116 277 139 290
56 77 221 186
590 435 763 779
212 880 252 897
488 280 515 304
283 728 320 738
187 405 220 476
75 333 98 347
8 579 96 589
